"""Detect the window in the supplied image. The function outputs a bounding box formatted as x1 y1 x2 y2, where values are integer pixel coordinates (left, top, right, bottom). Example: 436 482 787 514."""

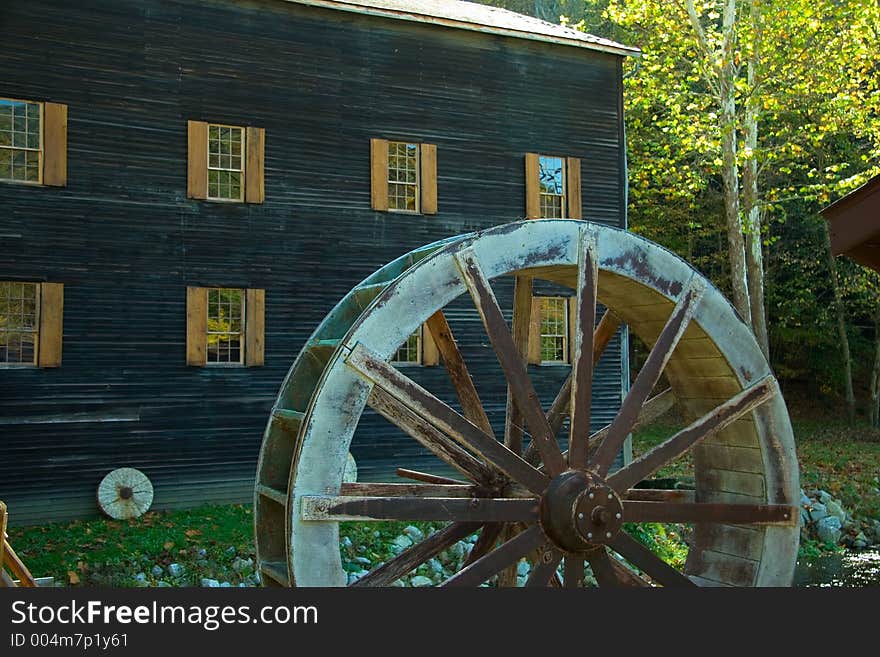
208 125 244 201
186 287 265 367
528 295 576 365
187 121 264 203
0 97 67 186
207 288 243 364
0 281 64 367
539 297 568 363
390 324 439 366
524 152 582 220
370 138 437 214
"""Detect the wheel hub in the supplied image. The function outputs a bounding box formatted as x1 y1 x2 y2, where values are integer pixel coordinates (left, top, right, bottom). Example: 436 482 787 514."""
539 470 624 552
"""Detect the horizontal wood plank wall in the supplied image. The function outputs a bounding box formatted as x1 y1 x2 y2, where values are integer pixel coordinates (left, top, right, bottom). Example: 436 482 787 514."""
0 0 626 525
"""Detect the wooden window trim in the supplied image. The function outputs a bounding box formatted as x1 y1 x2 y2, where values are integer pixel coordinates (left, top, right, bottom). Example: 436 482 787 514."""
0 98 67 187
0 281 63 368
189 120 264 204
528 295 571 366
371 138 438 215
525 153 582 220
187 286 265 367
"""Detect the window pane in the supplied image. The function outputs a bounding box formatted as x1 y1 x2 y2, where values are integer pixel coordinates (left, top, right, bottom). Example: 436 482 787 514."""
207 124 245 200
0 281 38 364
539 297 568 363
206 287 244 364
392 328 421 364
387 141 419 212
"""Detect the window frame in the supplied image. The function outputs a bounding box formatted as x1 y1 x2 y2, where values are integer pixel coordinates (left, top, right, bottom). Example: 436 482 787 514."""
0 97 44 186
0 281 40 367
205 287 246 367
206 122 246 203
538 295 570 365
391 325 423 366
537 154 566 220
386 140 421 214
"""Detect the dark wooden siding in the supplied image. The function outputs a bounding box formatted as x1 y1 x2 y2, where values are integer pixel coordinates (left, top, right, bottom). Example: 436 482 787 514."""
0 0 626 525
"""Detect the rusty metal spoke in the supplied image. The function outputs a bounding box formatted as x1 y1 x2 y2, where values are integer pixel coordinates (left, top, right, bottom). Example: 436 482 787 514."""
525 310 622 466
425 310 495 437
348 343 549 494
369 387 497 484
569 229 598 469
454 248 567 476
441 525 546 587
563 555 585 588
525 548 563 587
608 377 779 492
300 495 539 523
589 279 704 476
462 523 505 567
610 531 695 588
585 548 624 588
622 500 796 525
353 522 481 587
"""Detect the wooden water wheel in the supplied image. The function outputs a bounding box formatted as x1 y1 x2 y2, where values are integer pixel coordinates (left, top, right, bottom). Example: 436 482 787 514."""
254 220 799 587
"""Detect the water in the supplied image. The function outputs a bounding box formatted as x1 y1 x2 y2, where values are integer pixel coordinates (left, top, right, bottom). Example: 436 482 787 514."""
793 550 880 587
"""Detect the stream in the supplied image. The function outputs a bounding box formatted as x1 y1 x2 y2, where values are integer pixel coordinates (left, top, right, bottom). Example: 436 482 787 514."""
793 550 880 587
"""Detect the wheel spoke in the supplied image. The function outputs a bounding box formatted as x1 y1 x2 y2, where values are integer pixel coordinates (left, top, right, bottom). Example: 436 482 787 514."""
569 229 598 469
608 377 779 492
609 531 696 587
590 279 705 476
524 310 622 466
622 500 796 525
525 548 563 587
395 468 469 486
462 523 505 567
300 495 539 523
341 482 476 497
353 522 482 587
504 275 534 456
586 548 625 588
369 387 497 484
349 343 549 494
441 525 546 587
425 310 495 437
563 555 585 588
454 248 567 476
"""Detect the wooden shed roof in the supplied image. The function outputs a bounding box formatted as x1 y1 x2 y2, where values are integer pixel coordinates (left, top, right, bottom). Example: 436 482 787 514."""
822 174 880 271
286 0 640 57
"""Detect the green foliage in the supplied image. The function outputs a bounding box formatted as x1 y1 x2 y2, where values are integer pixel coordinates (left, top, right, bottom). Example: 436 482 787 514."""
624 522 689 568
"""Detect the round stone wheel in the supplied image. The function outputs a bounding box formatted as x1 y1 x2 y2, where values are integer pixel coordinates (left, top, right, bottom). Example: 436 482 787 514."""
254 220 799 587
97 468 154 520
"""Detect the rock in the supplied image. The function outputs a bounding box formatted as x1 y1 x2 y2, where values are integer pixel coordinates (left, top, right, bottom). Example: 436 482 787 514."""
393 535 414 549
232 557 254 573
201 578 220 588
516 561 531 577
467 534 478 544
249 573 262 585
219 581 232 588
167 563 184 578
516 575 527 587
854 539 869 549
372 530 381 539
239 583 249 587
450 541 466 559
817 490 833 504
427 558 444 575
341 536 353 550
357 545 366 553
150 565 164 577
410 576 433 587
825 500 846 523
391 579 405 587
347 570 368 585
197 548 208 558
808 502 828 523
816 516 842 544
403 525 424 542
134 572 147 583
225 546 236 556
799 490 811 507
354 556 371 566
156 581 171 587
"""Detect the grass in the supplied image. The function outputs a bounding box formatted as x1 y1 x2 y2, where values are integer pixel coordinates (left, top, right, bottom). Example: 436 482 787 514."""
6 413 879 586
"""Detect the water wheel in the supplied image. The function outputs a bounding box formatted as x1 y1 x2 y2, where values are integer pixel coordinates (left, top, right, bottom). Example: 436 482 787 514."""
254 220 799 587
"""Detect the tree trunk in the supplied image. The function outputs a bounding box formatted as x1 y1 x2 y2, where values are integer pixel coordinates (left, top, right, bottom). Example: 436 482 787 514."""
871 306 880 427
742 0 769 360
823 224 855 424
720 0 751 325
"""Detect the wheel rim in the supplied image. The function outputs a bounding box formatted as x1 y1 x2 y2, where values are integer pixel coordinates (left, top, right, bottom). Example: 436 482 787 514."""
256 219 799 587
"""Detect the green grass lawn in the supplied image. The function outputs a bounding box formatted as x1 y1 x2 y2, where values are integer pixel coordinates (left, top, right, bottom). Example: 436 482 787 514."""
6 413 879 586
